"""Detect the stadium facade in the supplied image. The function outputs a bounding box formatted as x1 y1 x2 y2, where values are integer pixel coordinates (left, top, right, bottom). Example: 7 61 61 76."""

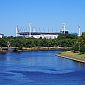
16 24 68 39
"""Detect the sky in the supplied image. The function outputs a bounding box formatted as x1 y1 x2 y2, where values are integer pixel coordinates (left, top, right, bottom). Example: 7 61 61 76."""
0 0 84 36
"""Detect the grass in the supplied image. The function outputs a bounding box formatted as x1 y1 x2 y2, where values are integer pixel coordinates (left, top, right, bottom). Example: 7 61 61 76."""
60 51 85 58
57 51 85 63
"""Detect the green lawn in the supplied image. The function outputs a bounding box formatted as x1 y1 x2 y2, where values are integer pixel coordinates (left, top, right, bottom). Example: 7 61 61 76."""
60 51 85 58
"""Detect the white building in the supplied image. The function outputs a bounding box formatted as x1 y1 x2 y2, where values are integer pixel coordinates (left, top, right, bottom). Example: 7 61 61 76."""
0 33 4 38
16 24 59 39
17 32 59 39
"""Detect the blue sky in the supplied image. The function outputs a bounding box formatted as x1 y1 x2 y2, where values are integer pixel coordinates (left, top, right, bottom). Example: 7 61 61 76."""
0 0 84 36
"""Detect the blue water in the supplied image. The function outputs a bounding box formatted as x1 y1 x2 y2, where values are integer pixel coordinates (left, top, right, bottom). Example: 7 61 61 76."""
0 51 85 85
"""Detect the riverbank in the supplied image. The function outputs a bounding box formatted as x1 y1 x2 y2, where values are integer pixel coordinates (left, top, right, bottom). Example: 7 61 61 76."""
0 47 71 53
57 51 85 63
22 47 70 51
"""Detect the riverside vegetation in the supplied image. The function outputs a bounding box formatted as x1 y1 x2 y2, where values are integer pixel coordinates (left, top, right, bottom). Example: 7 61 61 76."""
0 33 77 49
0 32 85 54
57 32 85 63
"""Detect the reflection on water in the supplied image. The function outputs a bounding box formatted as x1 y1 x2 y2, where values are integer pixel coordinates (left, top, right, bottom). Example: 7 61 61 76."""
0 51 85 85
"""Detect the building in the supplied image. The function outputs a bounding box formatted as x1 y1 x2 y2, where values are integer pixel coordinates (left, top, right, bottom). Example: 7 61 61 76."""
0 33 4 38
16 23 69 39
60 31 69 34
17 32 59 39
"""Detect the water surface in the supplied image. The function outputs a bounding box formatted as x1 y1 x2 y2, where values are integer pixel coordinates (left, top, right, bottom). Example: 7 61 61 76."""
0 51 85 85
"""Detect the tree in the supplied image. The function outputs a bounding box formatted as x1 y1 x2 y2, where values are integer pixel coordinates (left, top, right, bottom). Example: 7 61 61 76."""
72 42 79 52
0 39 7 47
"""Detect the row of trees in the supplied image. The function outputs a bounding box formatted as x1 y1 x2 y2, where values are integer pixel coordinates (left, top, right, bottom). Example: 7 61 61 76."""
0 33 77 49
1 32 85 53
72 32 85 53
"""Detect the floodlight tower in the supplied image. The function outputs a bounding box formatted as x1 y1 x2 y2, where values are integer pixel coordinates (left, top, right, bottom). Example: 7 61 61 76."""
29 23 32 37
78 25 81 37
62 23 66 34
16 25 19 37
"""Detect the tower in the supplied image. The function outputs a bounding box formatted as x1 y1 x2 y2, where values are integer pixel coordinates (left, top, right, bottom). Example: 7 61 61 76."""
16 25 19 37
78 25 81 37
61 23 66 34
63 24 66 34
62 23 66 34
29 23 32 37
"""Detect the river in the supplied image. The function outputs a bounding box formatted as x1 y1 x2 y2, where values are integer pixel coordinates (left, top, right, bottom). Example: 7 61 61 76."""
0 51 85 85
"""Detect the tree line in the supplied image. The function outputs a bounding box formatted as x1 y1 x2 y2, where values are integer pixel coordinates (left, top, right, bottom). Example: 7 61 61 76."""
72 32 85 53
0 33 77 51
0 33 77 47
0 32 85 53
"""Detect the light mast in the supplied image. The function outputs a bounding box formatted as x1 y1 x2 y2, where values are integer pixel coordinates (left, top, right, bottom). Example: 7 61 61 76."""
29 23 32 37
16 25 19 37
78 25 81 37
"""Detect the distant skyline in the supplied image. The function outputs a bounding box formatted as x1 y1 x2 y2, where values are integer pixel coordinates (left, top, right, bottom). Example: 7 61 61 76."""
0 0 84 36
